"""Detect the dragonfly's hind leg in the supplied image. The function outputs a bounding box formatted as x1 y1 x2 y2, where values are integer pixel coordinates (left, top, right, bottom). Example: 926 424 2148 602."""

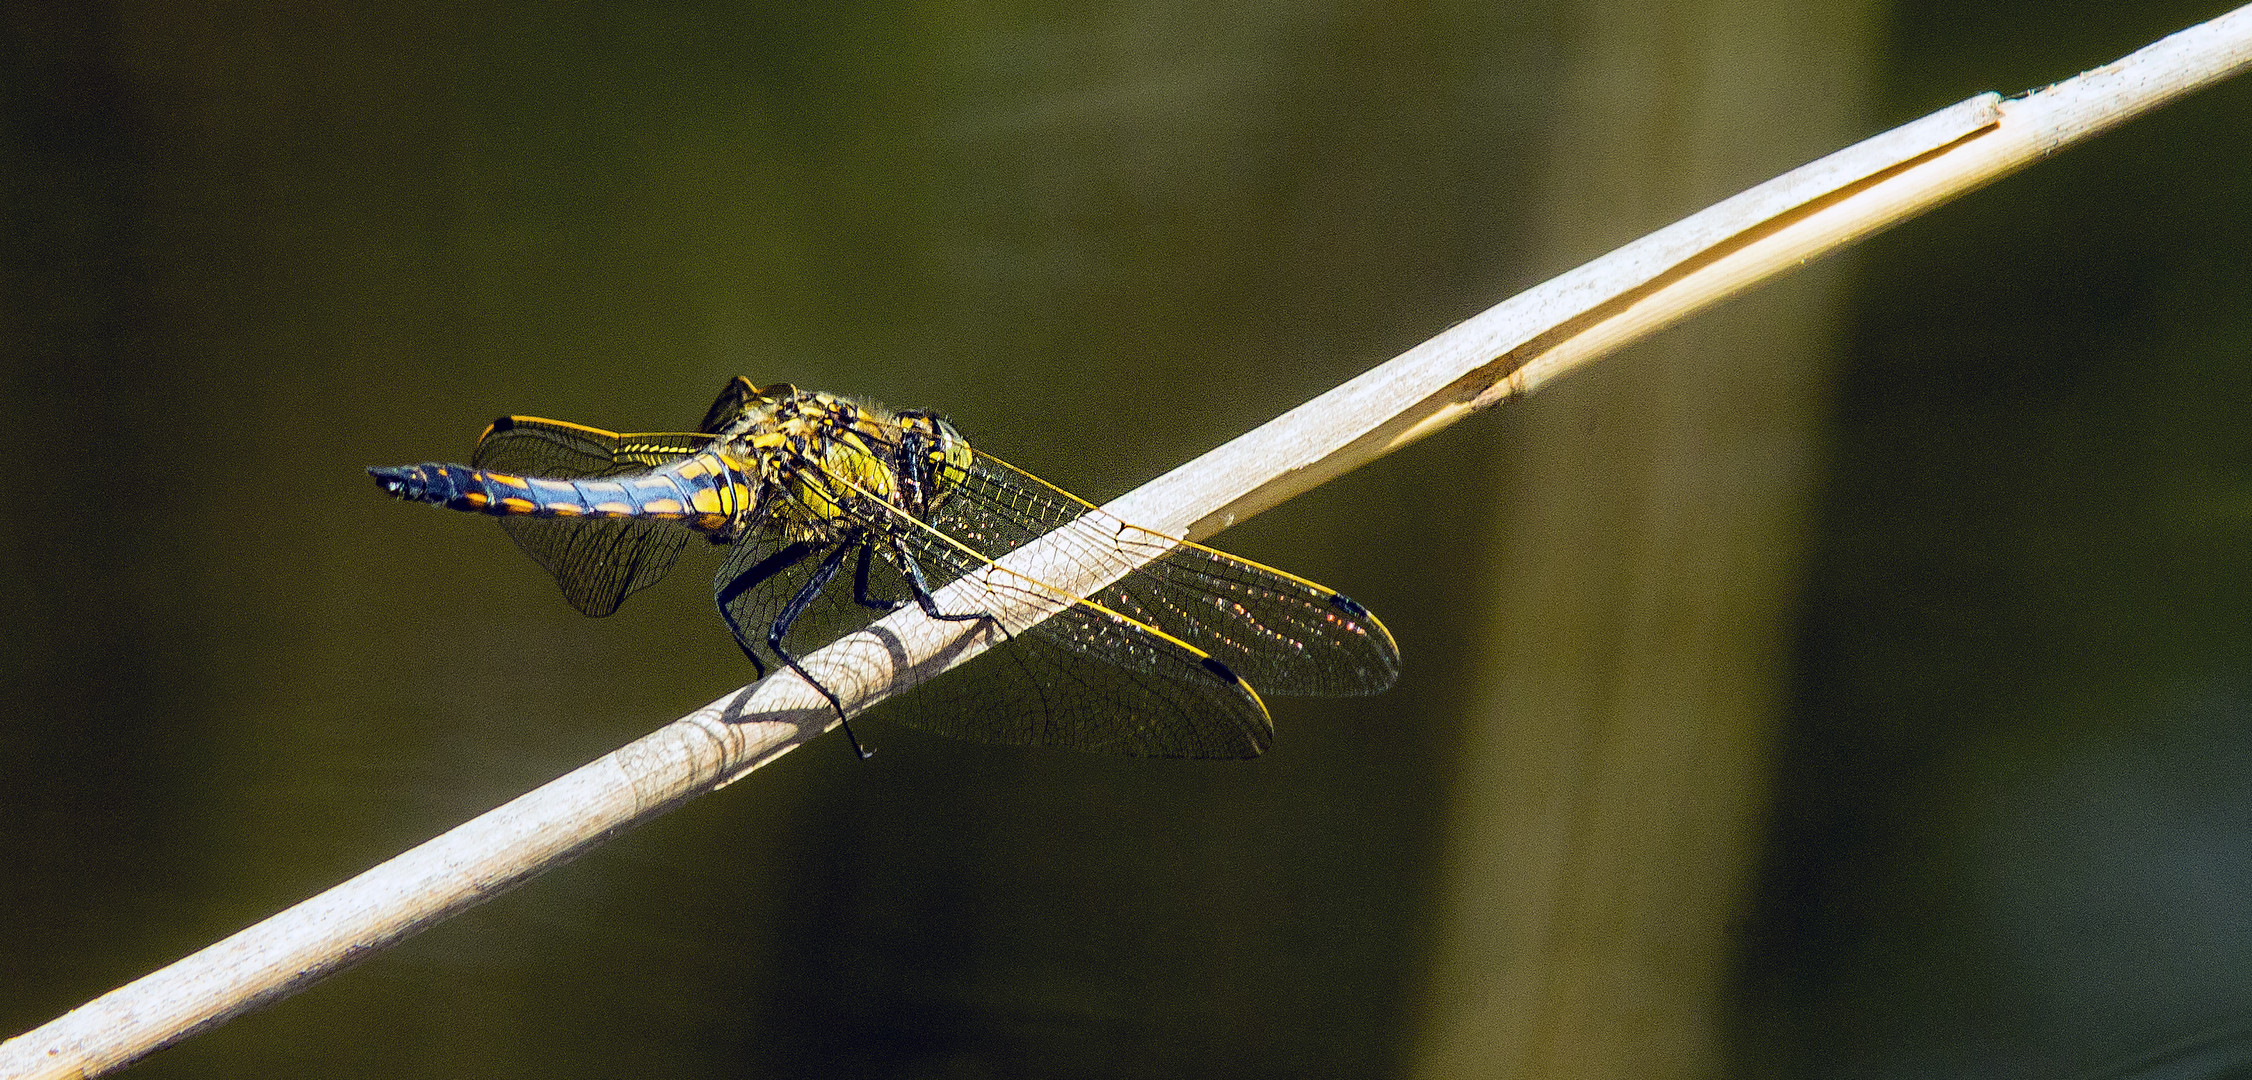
716 539 823 680
763 540 875 760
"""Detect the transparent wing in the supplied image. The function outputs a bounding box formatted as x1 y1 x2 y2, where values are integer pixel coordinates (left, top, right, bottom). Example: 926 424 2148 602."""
474 416 716 473
472 417 716 617
881 499 1282 757
878 612 1275 759
712 474 1274 758
911 450 1400 696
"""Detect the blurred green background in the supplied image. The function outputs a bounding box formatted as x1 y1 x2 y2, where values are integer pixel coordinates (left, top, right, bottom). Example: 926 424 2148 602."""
5 1 2250 1078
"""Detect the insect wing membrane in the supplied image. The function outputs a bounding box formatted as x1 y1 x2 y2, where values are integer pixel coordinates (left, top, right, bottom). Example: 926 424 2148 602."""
472 418 712 617
919 450 1400 696
871 517 1277 758
881 613 1275 758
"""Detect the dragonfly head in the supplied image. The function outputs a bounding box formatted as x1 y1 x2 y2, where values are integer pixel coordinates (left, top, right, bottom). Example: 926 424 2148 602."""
894 411 972 515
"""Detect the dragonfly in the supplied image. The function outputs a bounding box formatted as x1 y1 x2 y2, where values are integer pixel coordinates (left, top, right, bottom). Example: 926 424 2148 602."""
369 378 1398 759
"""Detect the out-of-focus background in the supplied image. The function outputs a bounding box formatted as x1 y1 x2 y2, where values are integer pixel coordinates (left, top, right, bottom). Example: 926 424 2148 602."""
6 1 2250 1077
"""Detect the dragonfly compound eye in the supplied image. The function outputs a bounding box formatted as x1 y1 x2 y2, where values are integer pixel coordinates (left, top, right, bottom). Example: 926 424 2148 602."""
931 419 972 491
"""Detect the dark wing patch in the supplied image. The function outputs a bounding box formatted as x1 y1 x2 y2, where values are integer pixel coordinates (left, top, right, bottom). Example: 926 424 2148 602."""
700 377 795 434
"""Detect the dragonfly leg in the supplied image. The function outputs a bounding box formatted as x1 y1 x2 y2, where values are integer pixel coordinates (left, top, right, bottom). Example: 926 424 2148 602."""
891 540 998 627
852 539 903 612
715 539 821 679
765 540 874 760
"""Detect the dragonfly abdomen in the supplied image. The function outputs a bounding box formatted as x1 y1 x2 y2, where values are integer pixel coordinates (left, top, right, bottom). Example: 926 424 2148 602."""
367 461 740 532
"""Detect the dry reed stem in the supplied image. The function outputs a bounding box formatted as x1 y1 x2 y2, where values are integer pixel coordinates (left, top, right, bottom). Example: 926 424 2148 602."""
6 6 2249 1077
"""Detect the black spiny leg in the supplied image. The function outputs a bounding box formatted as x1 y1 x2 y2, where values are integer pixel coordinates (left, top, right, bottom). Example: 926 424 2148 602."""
892 540 998 628
765 540 874 759
716 539 821 679
852 540 902 612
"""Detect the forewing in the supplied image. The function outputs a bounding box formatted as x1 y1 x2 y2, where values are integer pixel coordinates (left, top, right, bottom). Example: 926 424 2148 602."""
916 450 1400 696
471 417 714 617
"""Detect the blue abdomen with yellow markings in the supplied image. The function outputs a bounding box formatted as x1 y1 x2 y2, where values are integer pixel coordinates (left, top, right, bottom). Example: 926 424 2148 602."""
368 460 743 534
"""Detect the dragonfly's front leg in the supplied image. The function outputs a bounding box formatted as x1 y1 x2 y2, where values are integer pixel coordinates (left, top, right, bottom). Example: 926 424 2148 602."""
889 538 998 628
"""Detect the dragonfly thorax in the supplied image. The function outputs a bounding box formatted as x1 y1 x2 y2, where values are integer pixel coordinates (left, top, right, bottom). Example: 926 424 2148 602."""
710 390 970 547
763 426 904 543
